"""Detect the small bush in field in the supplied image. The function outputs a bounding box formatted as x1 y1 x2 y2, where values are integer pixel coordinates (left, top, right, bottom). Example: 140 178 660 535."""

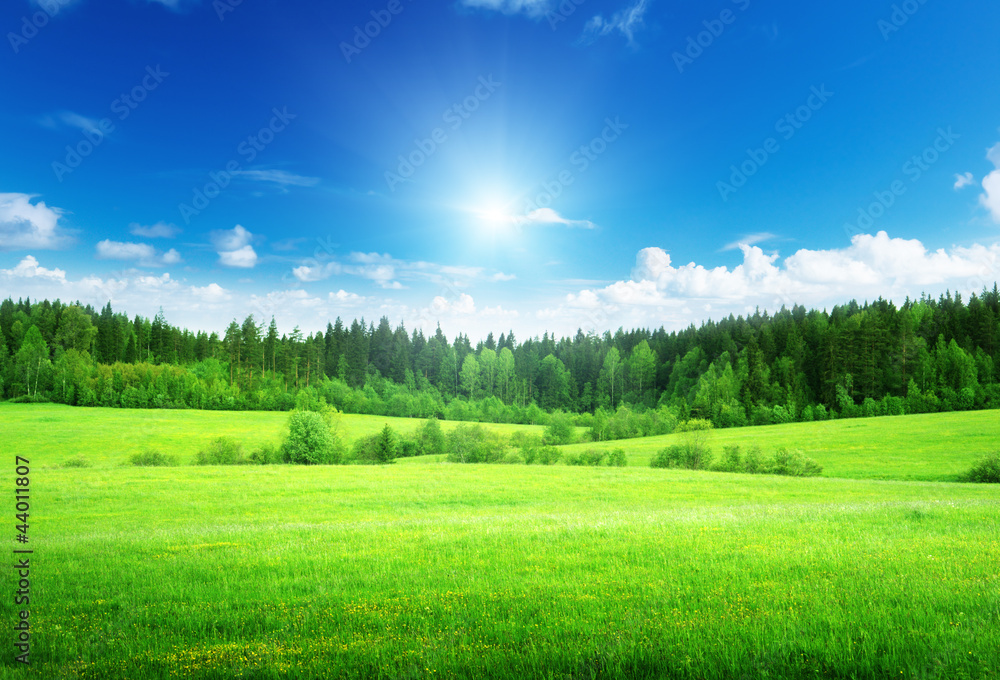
563 453 582 466
607 448 627 467
536 446 562 465
651 440 713 470
194 437 246 466
130 449 177 467
964 452 1000 483
62 455 92 468
248 443 281 465
579 449 607 466
501 451 525 465
768 448 823 477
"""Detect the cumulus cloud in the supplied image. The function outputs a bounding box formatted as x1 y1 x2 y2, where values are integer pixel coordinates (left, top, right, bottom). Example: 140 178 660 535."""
95 240 182 267
954 172 975 190
579 0 650 46
980 142 1000 223
539 231 1000 333
0 193 73 251
211 225 257 268
0 255 66 282
129 221 180 238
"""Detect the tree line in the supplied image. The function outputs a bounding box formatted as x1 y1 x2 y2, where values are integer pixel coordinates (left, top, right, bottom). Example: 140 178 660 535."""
1 285 998 428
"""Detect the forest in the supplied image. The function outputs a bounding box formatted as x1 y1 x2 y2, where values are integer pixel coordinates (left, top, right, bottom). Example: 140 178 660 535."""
1 286 998 436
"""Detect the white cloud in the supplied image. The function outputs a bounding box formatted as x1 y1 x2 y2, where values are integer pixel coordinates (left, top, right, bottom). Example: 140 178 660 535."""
96 240 182 267
579 0 649 46
218 245 258 269
490 272 517 282
235 169 320 189
980 142 1000 223
722 232 777 251
189 283 231 303
0 193 73 250
517 208 596 229
460 0 553 18
539 231 1000 333
211 225 257 268
0 255 66 281
954 172 975 190
129 221 180 238
290 251 510 289
431 293 477 315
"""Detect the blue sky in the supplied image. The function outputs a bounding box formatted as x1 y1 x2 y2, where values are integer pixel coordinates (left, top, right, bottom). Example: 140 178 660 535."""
2 0 999 339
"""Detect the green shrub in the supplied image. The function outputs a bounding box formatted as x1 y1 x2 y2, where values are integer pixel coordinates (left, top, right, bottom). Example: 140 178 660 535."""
563 453 582 466
415 418 446 456
544 411 576 445
650 440 714 470
536 446 562 466
248 443 281 465
965 452 1000 483
713 445 743 473
606 448 627 467
445 424 507 464
397 438 419 458
767 447 823 477
194 437 246 465
676 418 714 433
62 455 92 468
282 410 345 465
742 445 764 474
130 449 177 467
501 452 525 465
579 449 607 466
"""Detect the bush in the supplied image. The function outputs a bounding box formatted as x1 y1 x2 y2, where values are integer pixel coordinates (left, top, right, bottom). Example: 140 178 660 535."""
579 449 607 466
965 452 1000 483
563 453 582 466
248 443 281 465
501 452 525 465
767 447 823 477
414 418 446 456
130 449 177 467
607 448 627 467
282 410 345 465
536 446 562 465
445 424 507 464
713 445 744 473
397 438 419 458
676 418 713 433
650 439 714 470
544 411 576 445
194 437 246 465
62 455 92 468
742 445 764 474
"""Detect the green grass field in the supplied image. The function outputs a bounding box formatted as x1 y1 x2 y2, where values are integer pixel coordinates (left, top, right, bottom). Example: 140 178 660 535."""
551 410 1000 482
0 403 559 469
1 405 998 679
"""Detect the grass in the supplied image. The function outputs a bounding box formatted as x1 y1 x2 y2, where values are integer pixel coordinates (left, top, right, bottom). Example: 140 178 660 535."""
0 403 558 468
0 404 998 678
551 410 1000 482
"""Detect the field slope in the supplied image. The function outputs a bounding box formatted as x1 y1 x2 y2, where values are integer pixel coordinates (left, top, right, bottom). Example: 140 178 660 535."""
1 405 998 679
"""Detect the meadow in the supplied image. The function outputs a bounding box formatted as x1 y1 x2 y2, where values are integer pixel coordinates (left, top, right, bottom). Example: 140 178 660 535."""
1 404 998 679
